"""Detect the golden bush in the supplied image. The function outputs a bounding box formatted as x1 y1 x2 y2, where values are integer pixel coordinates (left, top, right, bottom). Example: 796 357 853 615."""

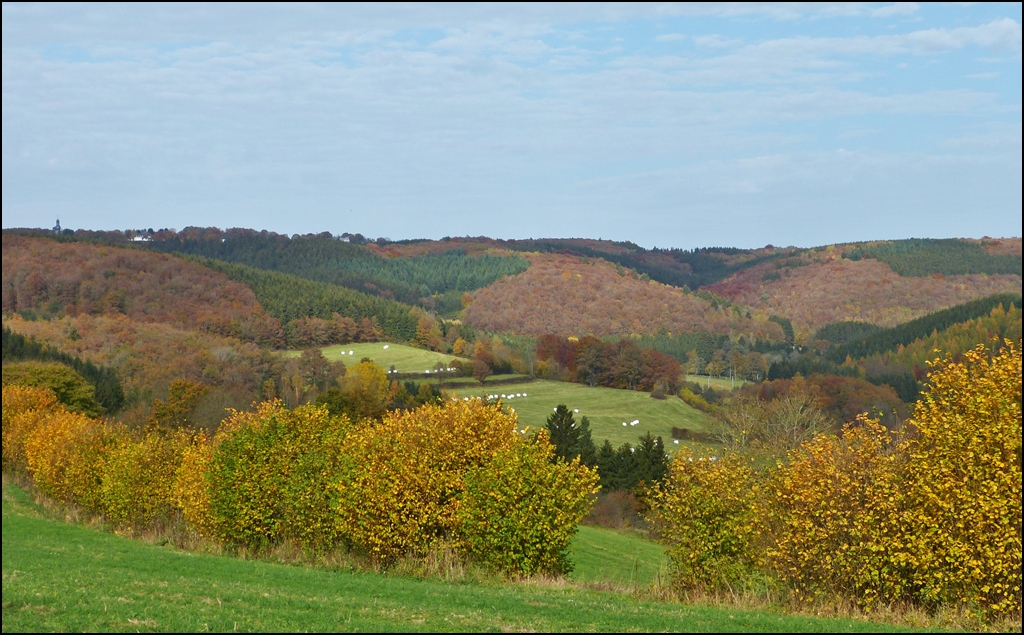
333 399 518 563
653 339 1022 620
23 406 104 504
204 401 351 551
99 430 189 528
172 434 215 537
2 385 60 474
898 340 1022 616
763 416 906 607
459 430 599 576
649 449 759 592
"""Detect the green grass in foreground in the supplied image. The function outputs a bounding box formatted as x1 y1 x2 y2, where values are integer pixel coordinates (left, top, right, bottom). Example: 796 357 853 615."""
1 483 907 633
443 378 711 449
283 342 460 373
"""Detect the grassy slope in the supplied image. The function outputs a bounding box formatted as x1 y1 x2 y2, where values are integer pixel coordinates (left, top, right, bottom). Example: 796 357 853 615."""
283 341 720 448
283 342 461 373
1 483 905 633
442 379 710 448
570 526 668 588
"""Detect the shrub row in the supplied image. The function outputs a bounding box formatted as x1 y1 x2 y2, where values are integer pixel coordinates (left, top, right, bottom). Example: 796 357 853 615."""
651 341 1022 620
2 390 598 576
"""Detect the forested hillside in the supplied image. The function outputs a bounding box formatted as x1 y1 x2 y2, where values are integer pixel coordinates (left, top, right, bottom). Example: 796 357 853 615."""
502 238 789 289
851 302 1021 380
191 257 420 343
462 253 785 341
2 234 283 346
842 238 1022 276
828 293 1023 362
149 228 529 314
3 313 276 426
707 247 1021 337
2 326 125 414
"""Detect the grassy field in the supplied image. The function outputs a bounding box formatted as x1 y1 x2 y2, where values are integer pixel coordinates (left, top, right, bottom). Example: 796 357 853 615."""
440 379 711 449
283 342 461 373
570 526 668 588
684 374 750 391
1 482 907 633
283 342 713 448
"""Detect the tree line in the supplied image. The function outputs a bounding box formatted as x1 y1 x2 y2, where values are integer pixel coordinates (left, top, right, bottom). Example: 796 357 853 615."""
2 327 124 414
544 405 669 492
534 335 682 393
502 238 787 289
827 293 1022 362
191 257 421 343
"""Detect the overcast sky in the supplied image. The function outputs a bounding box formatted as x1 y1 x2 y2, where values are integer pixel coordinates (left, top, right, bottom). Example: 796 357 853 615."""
3 3 1021 249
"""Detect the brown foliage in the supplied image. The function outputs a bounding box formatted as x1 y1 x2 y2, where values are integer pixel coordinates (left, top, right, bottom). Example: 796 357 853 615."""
2 234 283 346
463 253 778 339
3 314 275 416
707 254 1021 339
735 373 906 430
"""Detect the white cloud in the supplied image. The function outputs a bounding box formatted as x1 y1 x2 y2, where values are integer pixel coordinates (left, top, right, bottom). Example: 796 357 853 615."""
871 3 920 18
655 33 685 42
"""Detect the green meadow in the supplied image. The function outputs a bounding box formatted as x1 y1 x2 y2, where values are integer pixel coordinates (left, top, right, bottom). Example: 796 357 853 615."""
283 342 460 373
441 378 711 449
282 342 734 448
1 482 907 633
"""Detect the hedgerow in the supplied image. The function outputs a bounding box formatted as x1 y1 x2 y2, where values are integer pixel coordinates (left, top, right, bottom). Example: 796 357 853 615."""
2 385 597 577
651 340 1022 620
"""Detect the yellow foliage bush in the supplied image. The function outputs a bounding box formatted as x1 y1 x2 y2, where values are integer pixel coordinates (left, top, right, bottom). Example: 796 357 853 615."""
763 416 906 607
172 434 215 537
459 430 599 576
23 406 105 504
204 401 351 551
653 339 1022 620
649 449 759 592
2 385 61 474
99 430 189 528
333 399 519 564
897 341 1022 616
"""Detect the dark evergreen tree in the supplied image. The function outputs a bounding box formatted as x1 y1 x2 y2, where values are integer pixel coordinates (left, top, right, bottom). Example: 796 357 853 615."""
545 404 597 467
633 432 669 486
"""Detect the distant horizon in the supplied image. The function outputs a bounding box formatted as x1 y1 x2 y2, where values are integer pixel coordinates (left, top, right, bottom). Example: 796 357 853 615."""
4 222 1021 253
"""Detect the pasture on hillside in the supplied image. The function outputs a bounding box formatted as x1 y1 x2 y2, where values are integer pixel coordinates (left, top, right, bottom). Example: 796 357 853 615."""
439 378 710 449
283 342 461 373
684 374 750 391
1 482 907 633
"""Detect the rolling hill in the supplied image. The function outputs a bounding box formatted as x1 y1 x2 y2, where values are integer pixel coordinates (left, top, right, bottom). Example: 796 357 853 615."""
462 252 786 341
706 246 1021 339
2 234 283 346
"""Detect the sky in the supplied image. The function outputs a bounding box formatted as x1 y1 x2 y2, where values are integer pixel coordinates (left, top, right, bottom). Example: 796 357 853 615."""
2 3 1021 249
